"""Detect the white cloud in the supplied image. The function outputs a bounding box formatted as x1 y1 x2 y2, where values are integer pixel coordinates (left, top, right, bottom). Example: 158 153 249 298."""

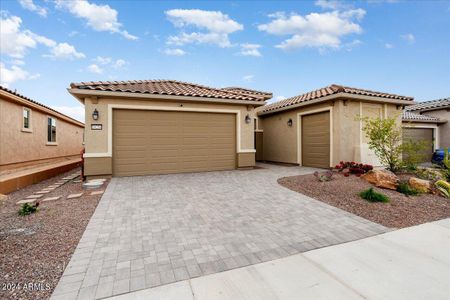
242 75 254 82
238 43 262 57
401 33 415 44
47 42 85 59
55 0 137 40
51 105 85 122
0 62 40 87
164 48 187 56
315 0 346 10
94 56 112 65
87 64 102 74
113 59 126 68
18 0 48 17
1 14 84 61
385 43 393 49
165 9 243 48
12 59 25 65
258 9 365 51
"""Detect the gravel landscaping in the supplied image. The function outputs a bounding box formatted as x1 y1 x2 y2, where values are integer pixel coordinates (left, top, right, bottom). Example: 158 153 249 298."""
0 168 108 300
278 172 450 229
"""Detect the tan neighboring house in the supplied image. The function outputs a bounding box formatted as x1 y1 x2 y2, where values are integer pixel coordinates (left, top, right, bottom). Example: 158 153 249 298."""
68 80 271 178
256 84 414 168
402 98 450 152
0 86 84 194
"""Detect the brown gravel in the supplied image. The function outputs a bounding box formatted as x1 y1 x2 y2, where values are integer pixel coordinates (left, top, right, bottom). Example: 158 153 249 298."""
0 168 109 300
278 172 450 229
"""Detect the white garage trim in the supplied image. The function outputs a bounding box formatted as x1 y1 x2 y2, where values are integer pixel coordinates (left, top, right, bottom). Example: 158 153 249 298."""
402 124 440 150
296 106 334 167
83 104 254 158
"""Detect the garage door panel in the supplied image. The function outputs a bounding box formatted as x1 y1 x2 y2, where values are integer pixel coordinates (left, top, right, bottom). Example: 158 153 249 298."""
302 111 330 168
402 128 433 162
113 109 236 176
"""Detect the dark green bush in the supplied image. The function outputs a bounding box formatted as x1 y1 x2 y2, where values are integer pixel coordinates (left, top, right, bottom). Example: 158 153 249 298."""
396 182 419 196
18 202 39 216
359 188 389 203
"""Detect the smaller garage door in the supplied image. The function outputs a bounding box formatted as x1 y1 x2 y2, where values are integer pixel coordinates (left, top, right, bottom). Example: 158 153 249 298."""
302 111 330 168
402 128 434 162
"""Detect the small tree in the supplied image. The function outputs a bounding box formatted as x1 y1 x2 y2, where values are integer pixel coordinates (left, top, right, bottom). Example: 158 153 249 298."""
361 116 402 172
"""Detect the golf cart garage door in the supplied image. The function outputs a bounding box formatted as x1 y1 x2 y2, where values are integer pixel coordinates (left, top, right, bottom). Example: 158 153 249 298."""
402 127 434 163
301 111 330 168
113 109 236 176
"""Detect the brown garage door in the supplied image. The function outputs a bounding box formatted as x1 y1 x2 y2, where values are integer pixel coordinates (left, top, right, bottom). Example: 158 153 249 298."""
113 109 236 176
402 128 433 162
302 111 330 168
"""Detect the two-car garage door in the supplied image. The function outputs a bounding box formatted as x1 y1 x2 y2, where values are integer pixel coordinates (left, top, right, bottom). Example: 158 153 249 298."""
113 109 236 177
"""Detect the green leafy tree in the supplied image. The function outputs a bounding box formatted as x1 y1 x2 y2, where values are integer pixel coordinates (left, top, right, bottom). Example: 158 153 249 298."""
361 116 402 172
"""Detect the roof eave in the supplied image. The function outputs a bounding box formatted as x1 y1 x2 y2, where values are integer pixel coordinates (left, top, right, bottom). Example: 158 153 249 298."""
68 88 266 106
402 119 447 124
258 92 414 116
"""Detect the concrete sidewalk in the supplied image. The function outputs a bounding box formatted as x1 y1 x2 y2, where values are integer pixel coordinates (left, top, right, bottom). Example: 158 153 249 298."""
108 219 450 300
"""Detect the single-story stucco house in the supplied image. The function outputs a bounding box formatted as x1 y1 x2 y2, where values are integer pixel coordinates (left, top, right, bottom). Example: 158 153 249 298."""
0 86 84 194
256 84 414 168
402 98 449 154
68 80 272 177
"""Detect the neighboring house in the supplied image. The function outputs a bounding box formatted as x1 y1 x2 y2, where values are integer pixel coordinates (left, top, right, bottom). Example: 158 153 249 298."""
256 84 414 168
402 98 450 150
0 86 84 194
68 80 271 177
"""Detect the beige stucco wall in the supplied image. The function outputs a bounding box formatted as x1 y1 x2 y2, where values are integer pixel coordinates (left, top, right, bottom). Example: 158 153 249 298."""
83 96 257 175
421 109 450 148
259 99 402 167
0 98 84 167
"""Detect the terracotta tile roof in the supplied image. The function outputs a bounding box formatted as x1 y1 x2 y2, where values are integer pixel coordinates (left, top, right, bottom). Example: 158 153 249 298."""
0 85 84 126
221 87 273 100
405 97 450 112
260 84 414 114
402 111 442 122
70 80 266 102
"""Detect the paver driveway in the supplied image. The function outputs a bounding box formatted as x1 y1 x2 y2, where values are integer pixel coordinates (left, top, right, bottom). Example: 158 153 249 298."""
52 163 387 300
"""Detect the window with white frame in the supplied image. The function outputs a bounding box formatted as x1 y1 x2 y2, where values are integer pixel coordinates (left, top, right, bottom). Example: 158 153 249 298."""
47 117 57 143
23 108 31 129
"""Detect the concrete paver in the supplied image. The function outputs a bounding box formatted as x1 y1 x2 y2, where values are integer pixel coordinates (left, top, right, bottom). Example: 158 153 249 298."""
108 219 450 300
67 193 83 199
43 196 61 202
51 163 386 300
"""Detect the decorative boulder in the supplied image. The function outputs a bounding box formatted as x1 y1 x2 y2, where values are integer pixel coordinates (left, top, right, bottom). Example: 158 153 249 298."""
408 177 431 193
361 170 399 190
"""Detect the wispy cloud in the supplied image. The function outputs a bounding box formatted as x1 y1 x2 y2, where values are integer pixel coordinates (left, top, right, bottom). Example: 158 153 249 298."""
238 43 262 57
87 64 102 74
401 33 415 44
164 48 187 56
51 105 85 122
385 43 393 49
18 0 47 17
242 74 254 82
165 9 243 48
55 0 137 40
258 9 365 51
0 62 40 87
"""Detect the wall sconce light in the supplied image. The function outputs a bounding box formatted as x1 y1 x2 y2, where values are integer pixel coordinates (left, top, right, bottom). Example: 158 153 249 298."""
245 114 251 124
92 109 99 121
287 118 293 127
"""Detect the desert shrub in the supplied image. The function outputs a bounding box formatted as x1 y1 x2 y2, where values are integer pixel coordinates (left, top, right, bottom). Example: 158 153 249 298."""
401 139 432 171
359 188 390 203
415 167 445 182
313 170 333 182
361 116 402 172
396 181 419 196
18 202 39 216
435 180 450 198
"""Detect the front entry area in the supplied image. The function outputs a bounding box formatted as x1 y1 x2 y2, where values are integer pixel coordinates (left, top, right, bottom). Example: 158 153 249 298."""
113 109 236 176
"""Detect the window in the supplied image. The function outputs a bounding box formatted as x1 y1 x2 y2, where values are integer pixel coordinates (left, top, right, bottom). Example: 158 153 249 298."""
47 117 57 143
23 108 31 129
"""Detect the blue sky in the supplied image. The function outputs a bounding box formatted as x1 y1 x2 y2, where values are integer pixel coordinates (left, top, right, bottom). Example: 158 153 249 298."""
1 0 449 122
